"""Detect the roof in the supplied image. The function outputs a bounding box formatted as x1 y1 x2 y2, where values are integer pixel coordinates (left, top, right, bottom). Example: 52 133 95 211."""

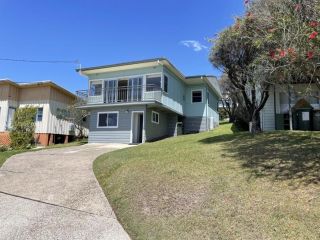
76 58 168 72
0 79 76 99
77 58 222 98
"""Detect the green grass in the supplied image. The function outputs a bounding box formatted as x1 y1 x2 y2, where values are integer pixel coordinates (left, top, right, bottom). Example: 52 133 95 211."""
0 139 87 168
94 123 320 240
0 149 27 168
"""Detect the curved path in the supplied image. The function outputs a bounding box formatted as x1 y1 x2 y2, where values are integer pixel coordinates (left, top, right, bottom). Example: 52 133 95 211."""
0 144 132 240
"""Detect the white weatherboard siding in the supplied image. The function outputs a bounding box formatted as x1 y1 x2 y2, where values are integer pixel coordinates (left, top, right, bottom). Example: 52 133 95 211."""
17 100 73 135
0 100 8 132
19 100 50 134
261 88 276 131
261 84 320 131
47 100 73 135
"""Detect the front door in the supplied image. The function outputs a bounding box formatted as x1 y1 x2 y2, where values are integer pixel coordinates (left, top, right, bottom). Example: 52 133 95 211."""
132 112 144 144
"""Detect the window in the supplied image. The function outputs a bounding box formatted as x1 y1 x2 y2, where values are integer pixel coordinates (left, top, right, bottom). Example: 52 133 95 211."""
97 112 118 128
90 81 103 96
163 75 168 93
151 111 159 124
192 90 203 103
146 74 161 92
6 107 16 130
36 108 43 121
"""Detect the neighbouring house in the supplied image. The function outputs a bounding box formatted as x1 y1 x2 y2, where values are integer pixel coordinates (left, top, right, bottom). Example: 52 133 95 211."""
0 79 78 146
76 58 222 144
261 83 320 131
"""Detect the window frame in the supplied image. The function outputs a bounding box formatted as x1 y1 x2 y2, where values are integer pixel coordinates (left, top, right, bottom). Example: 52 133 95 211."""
97 111 119 128
151 111 160 124
89 80 103 96
191 89 203 103
146 74 162 92
36 107 43 122
6 107 16 130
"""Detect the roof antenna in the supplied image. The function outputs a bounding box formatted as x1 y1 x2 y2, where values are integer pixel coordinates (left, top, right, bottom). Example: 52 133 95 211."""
76 60 85 76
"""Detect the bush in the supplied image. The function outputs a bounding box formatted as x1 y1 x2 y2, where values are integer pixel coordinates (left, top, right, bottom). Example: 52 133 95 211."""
10 107 37 149
0 145 8 152
218 108 229 121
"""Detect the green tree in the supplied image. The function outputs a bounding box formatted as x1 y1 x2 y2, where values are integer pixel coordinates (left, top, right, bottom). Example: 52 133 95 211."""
57 98 88 139
211 0 320 132
248 0 320 129
10 107 37 149
210 15 271 133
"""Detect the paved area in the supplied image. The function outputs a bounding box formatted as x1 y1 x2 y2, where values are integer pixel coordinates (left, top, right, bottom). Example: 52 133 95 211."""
0 144 133 240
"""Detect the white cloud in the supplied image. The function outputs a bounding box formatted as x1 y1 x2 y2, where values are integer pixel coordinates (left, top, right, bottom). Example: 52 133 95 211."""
180 40 208 52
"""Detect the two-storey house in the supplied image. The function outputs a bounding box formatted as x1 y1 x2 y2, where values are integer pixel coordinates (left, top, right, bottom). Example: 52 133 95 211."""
77 58 221 144
0 80 78 146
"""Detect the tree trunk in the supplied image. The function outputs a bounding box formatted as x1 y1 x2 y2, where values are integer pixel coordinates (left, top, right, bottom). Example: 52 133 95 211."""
250 112 262 134
229 115 236 123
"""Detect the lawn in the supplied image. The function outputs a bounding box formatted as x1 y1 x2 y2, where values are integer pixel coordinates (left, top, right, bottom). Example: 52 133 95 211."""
0 140 87 168
94 123 320 240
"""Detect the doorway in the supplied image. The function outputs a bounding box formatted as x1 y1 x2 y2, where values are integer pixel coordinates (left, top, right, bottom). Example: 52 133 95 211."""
132 112 144 144
118 79 128 102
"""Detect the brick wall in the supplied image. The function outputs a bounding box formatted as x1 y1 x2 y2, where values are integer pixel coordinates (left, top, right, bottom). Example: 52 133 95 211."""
0 132 11 146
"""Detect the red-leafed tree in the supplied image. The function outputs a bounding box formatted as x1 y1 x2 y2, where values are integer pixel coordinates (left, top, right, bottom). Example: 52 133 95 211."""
211 0 320 132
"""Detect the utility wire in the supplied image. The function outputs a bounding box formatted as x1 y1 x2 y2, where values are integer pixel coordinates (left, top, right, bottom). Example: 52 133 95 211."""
0 58 79 64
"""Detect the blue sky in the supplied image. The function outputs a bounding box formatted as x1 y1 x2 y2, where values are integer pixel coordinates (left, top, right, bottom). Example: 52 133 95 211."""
0 0 244 93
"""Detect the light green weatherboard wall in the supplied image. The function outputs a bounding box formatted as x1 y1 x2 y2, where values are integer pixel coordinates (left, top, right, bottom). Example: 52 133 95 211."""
184 84 207 117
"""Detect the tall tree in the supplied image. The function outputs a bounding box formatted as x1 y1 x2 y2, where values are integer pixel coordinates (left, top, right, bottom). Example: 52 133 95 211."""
248 0 320 129
211 0 320 132
210 15 271 133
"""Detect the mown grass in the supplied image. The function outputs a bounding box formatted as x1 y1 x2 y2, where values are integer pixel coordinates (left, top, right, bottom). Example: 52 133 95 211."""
94 123 320 240
0 139 87 168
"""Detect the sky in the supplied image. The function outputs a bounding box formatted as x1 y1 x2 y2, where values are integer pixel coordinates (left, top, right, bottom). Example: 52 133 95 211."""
0 0 244 93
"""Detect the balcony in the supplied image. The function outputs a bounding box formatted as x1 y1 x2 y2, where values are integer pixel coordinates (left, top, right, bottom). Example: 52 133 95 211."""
76 85 163 105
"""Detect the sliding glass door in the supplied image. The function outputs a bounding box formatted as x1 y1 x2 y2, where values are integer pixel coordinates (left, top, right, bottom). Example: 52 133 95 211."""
105 80 117 103
104 77 142 103
129 77 142 102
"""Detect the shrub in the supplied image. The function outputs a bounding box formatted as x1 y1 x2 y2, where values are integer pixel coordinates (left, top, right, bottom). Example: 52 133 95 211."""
0 145 8 152
10 107 37 149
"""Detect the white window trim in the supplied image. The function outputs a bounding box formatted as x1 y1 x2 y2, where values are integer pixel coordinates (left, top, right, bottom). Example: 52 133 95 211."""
191 89 203 103
146 74 162 92
151 111 160 124
89 80 104 96
96 111 119 128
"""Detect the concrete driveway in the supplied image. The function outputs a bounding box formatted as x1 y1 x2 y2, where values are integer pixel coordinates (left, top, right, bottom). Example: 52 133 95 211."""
0 144 132 240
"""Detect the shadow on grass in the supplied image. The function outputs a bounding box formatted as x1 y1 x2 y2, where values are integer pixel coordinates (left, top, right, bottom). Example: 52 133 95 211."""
199 131 320 186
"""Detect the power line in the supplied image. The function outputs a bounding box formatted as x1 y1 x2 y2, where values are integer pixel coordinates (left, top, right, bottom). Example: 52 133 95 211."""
0 58 79 64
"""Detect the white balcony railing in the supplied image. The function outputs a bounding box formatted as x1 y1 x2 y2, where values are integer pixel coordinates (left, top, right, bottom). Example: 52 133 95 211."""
76 85 163 105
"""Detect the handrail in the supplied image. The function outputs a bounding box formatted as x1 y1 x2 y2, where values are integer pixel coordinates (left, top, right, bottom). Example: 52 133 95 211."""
76 84 163 104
